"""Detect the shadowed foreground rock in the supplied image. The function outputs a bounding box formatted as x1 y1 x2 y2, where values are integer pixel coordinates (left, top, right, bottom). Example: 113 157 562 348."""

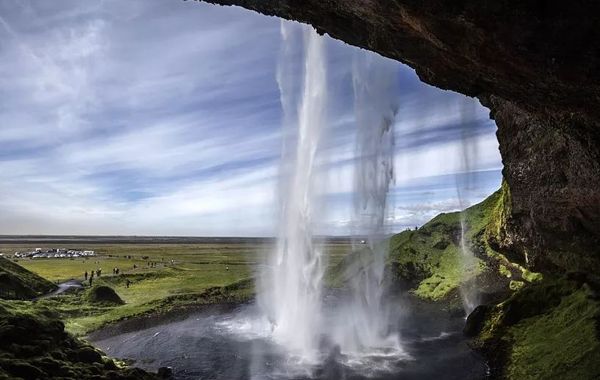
0 302 158 380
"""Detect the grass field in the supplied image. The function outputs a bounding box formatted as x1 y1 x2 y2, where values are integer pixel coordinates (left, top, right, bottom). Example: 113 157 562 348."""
0 241 352 335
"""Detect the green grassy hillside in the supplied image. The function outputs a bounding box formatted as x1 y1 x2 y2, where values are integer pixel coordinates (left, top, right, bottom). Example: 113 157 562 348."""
329 187 526 304
389 189 508 301
0 257 56 299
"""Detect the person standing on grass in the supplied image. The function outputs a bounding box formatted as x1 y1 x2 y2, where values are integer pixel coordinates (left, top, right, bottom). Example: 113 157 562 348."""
89 276 93 287
84 271 88 281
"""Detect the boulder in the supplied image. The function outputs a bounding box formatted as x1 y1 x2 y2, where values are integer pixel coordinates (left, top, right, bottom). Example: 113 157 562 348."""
464 304 491 337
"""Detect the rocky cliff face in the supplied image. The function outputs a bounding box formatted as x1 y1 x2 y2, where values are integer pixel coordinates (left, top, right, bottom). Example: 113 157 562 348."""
198 0 600 272
489 97 600 272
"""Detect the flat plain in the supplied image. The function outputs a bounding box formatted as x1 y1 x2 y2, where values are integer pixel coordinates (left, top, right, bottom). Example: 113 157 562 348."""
0 239 352 335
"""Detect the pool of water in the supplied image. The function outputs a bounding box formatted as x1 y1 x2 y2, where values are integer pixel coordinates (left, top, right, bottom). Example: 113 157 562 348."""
92 297 487 380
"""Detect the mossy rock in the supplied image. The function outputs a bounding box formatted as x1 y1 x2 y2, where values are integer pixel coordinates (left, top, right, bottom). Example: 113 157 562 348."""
464 304 492 337
87 286 124 305
76 347 103 364
0 300 158 379
3 360 45 379
475 276 600 379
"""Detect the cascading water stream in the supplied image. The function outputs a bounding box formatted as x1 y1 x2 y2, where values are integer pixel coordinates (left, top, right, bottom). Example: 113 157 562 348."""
258 21 327 362
257 21 406 373
331 52 401 355
456 98 480 315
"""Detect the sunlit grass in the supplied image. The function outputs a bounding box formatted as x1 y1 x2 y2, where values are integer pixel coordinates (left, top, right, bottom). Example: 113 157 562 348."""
2 242 352 335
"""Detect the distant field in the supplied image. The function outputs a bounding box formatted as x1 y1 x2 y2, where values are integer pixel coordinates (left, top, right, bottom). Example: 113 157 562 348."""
1 242 351 282
5 243 266 282
0 241 352 335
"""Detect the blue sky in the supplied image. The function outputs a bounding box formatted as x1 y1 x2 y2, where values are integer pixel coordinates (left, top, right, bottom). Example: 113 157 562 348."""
0 0 502 236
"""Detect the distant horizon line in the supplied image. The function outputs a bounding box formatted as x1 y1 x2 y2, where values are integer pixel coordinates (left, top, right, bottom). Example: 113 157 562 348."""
0 234 383 244
0 234 363 238
0 232 406 238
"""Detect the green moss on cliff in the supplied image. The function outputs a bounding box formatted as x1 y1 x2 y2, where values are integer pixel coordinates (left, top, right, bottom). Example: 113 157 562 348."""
475 276 600 380
508 286 600 379
485 180 512 245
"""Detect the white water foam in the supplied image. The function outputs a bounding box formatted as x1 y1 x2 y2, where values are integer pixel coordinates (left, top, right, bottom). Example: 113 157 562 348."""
257 21 327 363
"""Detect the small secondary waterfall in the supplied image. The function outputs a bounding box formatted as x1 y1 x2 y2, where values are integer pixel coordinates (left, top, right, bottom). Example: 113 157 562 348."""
456 98 480 315
259 22 327 361
331 52 401 354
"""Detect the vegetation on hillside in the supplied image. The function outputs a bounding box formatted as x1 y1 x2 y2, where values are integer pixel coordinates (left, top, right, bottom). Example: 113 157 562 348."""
471 275 600 380
0 301 158 380
338 181 599 379
2 242 350 336
0 257 57 299
387 187 507 302
383 183 545 305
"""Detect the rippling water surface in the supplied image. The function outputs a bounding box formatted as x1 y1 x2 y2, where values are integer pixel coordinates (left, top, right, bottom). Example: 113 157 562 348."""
93 297 487 380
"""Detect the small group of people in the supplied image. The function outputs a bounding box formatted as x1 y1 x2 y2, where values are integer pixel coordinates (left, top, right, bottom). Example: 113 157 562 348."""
84 269 101 278
84 269 99 286
147 261 158 268
84 266 133 288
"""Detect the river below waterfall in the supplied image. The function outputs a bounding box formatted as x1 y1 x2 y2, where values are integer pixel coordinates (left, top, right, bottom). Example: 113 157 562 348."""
91 294 487 380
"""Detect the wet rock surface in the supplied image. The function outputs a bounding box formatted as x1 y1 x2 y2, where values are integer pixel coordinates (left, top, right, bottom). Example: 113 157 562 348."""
463 304 491 337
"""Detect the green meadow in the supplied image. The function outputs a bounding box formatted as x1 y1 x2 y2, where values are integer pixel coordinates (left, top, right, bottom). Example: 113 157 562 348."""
1 242 351 336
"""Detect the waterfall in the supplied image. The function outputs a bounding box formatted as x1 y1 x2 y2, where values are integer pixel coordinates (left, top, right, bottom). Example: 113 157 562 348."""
330 51 401 354
258 21 407 370
456 98 480 315
258 21 327 362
